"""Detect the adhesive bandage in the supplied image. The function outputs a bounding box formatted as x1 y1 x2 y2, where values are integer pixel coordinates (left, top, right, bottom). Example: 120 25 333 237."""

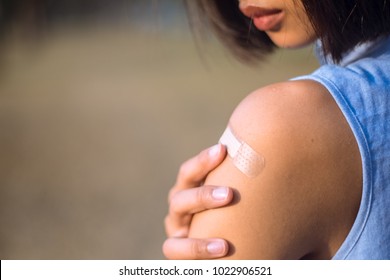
219 126 265 178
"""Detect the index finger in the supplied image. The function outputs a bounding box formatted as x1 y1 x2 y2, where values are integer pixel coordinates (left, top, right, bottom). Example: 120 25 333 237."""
170 144 227 199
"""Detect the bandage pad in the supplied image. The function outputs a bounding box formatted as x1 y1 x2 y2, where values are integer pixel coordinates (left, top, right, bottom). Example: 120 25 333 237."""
219 126 265 178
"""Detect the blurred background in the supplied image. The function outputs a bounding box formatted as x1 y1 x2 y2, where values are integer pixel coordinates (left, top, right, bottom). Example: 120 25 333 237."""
0 0 318 259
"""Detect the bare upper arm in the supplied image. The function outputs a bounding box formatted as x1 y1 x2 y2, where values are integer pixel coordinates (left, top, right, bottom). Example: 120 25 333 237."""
188 80 362 259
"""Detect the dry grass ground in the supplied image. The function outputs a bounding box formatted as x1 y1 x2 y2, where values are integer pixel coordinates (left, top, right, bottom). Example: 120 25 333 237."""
0 22 318 259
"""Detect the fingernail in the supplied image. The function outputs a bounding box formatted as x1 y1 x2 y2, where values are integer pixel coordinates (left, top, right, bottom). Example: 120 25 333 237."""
207 241 225 255
212 187 229 200
208 144 221 158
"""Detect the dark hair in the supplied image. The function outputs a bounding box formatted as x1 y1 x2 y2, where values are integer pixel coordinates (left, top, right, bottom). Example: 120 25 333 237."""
186 0 390 63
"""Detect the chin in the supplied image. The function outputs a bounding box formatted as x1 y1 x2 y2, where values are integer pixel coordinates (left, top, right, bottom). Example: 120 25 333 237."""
268 32 316 49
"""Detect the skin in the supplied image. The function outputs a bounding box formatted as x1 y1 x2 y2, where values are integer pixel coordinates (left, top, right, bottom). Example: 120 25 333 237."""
239 0 317 48
188 81 362 259
164 145 233 259
163 0 362 259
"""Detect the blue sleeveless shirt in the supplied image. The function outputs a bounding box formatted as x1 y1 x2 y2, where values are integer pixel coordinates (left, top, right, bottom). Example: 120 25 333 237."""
295 36 390 259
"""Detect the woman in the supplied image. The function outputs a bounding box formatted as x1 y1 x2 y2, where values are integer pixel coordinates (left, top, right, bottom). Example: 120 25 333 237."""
164 0 390 259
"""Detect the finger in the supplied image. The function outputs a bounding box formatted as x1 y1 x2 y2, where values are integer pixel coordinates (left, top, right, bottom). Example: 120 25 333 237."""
164 213 192 238
165 186 233 237
171 185 232 216
172 144 227 195
162 238 229 260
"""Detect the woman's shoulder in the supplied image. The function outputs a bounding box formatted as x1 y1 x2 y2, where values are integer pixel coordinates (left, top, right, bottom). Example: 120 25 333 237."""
229 80 344 153
232 80 331 121
231 80 362 258
191 80 362 259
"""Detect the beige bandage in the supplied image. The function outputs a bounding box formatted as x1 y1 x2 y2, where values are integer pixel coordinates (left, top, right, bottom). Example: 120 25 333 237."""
219 126 265 178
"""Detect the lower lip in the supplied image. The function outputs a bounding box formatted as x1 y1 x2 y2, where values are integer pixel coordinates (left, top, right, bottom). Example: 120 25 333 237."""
252 11 284 31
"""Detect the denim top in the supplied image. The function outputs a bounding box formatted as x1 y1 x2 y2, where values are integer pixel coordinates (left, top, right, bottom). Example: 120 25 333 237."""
294 36 390 259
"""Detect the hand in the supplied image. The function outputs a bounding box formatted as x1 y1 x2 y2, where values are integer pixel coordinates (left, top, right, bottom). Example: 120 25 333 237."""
163 144 233 259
